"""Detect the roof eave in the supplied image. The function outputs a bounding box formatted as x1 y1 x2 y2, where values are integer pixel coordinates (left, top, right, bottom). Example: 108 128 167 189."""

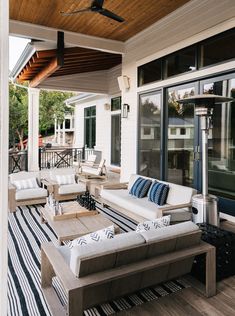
10 42 35 80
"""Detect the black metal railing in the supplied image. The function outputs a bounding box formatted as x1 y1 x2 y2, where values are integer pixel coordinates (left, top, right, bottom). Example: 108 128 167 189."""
9 150 28 173
9 147 95 173
39 147 86 169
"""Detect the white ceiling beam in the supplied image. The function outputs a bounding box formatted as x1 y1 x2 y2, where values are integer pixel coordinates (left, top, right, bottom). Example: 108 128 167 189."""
9 20 125 55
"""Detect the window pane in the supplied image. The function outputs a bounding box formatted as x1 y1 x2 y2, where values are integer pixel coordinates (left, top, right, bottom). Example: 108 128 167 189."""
139 92 161 179
205 78 235 199
138 59 162 86
111 114 121 166
165 46 196 78
200 29 235 67
90 106 96 116
167 85 195 186
111 97 121 111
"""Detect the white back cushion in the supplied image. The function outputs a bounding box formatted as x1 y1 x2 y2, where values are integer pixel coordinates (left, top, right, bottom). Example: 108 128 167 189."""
159 181 196 205
70 231 145 277
56 174 75 185
128 174 196 205
9 171 40 184
49 168 76 181
86 154 96 166
13 177 39 190
140 221 199 243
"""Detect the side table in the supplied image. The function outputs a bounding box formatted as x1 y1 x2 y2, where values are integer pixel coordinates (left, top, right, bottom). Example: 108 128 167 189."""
191 223 235 282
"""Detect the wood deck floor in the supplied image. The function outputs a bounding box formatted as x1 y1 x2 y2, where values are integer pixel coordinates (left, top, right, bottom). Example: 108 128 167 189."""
118 276 235 316
118 220 235 316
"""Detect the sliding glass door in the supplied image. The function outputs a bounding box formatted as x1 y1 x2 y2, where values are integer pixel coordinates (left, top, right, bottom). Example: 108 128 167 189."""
138 91 162 179
200 74 235 200
166 83 197 187
111 114 121 166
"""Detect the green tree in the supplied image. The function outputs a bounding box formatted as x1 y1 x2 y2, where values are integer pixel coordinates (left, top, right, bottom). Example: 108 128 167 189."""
39 90 74 135
9 82 28 150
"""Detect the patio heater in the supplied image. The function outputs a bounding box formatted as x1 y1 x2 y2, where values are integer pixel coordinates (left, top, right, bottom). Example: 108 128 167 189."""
178 94 234 226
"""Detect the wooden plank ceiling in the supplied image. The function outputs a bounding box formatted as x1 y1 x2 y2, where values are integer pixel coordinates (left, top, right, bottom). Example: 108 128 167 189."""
17 47 122 87
10 0 190 41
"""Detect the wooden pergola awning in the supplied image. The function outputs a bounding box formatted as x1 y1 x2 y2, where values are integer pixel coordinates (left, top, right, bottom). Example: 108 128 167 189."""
17 46 122 88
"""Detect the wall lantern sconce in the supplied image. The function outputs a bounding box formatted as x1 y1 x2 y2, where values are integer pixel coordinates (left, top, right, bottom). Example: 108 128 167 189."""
104 103 111 110
122 103 130 118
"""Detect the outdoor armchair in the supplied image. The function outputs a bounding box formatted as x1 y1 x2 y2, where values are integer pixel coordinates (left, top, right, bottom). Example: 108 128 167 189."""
8 171 49 212
47 168 86 201
79 158 107 179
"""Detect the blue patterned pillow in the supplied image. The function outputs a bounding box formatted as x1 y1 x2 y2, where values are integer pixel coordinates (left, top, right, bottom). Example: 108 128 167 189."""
129 177 152 198
148 181 169 206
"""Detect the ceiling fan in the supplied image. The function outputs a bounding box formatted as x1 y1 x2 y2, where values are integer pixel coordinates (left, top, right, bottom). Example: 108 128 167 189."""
61 0 125 23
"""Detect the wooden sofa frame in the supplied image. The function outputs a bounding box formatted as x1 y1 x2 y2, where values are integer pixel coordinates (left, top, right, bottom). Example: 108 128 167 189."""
95 182 193 223
41 232 216 316
8 180 52 212
42 179 86 202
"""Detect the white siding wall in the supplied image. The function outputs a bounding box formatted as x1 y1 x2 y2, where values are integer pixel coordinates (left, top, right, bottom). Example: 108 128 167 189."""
73 65 121 165
120 0 235 181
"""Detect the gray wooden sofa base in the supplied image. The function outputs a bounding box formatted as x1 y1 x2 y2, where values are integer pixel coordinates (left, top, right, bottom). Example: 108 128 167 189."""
41 239 216 316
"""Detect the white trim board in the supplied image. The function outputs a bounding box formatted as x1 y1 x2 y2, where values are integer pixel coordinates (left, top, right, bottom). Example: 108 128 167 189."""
9 20 125 55
0 0 9 314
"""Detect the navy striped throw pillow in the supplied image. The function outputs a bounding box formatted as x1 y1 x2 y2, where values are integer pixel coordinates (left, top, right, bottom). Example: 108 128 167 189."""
129 177 152 198
148 181 169 206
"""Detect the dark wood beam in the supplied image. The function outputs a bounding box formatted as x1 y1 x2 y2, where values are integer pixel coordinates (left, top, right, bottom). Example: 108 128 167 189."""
29 57 62 87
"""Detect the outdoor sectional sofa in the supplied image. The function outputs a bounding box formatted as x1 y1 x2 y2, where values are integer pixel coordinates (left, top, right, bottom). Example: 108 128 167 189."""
99 174 197 223
41 221 216 316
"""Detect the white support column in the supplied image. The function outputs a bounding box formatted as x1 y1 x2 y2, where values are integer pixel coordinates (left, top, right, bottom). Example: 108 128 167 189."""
28 88 40 171
58 121 61 145
54 117 57 143
62 120 66 146
0 0 9 314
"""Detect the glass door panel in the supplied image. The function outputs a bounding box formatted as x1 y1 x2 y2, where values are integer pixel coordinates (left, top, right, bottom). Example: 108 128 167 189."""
201 76 235 199
167 84 196 186
111 114 121 166
138 91 161 178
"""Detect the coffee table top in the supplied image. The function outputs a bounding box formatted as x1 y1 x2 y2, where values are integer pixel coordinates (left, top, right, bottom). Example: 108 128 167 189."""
41 204 119 244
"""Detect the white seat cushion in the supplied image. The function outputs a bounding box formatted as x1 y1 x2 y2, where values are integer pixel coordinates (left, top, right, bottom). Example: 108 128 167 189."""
15 188 47 201
58 183 86 195
101 189 191 221
70 231 146 277
101 189 162 219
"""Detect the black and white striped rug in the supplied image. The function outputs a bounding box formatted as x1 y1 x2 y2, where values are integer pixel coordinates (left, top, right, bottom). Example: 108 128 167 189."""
8 204 189 316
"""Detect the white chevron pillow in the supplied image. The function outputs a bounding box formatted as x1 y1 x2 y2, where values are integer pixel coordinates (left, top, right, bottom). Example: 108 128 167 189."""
13 177 39 190
70 225 115 248
135 215 171 233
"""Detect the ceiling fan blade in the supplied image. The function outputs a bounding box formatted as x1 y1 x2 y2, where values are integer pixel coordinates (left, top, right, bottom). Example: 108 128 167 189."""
92 0 104 7
99 8 124 22
60 8 91 16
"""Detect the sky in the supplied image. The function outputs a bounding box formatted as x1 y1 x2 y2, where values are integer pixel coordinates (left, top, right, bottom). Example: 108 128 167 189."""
9 36 30 71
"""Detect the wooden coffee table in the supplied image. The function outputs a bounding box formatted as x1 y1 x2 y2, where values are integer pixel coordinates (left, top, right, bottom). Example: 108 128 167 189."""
41 203 119 245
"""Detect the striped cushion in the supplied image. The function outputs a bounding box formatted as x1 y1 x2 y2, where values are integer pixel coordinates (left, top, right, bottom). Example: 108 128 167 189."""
12 177 39 190
136 215 171 233
148 181 169 206
56 174 75 185
129 177 152 198
70 225 115 248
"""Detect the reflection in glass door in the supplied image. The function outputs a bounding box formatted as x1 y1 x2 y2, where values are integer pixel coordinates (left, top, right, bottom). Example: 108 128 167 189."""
201 75 235 200
167 84 196 187
111 114 121 166
138 91 161 179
